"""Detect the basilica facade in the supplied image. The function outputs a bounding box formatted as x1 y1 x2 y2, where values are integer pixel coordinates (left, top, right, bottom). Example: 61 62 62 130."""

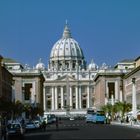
42 24 98 115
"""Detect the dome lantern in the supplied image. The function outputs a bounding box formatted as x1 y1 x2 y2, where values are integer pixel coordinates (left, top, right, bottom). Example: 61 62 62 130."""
62 20 71 38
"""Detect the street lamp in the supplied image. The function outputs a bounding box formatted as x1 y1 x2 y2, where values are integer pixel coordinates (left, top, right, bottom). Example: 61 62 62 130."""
132 77 137 120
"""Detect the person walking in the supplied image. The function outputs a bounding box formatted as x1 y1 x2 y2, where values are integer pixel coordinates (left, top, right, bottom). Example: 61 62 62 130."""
1 124 6 140
55 117 59 130
42 120 46 131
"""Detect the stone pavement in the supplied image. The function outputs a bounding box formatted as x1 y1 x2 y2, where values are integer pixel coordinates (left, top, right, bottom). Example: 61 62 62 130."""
111 120 140 129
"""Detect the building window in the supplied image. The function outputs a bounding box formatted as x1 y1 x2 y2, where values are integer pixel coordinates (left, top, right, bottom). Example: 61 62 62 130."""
82 100 86 108
64 100 67 106
47 100 51 109
73 103 75 109
58 103 61 109
24 83 32 100
72 75 75 78
108 82 115 99
47 75 50 78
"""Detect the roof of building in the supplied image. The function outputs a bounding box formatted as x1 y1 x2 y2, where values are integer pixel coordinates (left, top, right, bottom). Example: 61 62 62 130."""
2 58 19 63
124 65 140 79
119 59 135 63
135 56 140 61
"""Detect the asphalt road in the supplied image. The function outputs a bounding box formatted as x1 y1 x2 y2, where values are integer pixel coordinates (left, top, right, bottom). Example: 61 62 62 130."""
22 120 140 140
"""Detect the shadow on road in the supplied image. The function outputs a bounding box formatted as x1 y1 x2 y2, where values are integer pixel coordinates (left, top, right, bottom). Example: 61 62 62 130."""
24 133 51 140
47 127 79 132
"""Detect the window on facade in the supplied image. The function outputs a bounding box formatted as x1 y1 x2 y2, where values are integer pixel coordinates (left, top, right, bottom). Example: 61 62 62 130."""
72 63 75 69
47 96 51 99
108 82 115 99
24 83 32 100
63 86 66 94
72 75 75 78
82 100 86 108
82 74 86 78
58 103 61 109
58 93 61 98
47 75 50 78
64 100 67 106
73 103 75 109
47 101 51 109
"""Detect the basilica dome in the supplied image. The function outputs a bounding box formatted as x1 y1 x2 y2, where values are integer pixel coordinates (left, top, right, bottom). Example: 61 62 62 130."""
49 23 86 71
50 25 84 61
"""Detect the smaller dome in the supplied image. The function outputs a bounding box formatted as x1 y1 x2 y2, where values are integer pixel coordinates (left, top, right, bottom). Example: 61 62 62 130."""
36 58 45 70
100 62 108 70
88 59 98 70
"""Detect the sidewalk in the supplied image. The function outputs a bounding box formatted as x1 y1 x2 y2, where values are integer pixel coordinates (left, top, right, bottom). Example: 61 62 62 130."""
111 121 140 129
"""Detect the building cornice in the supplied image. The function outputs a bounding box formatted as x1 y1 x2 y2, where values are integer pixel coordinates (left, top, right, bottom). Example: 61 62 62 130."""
124 66 140 79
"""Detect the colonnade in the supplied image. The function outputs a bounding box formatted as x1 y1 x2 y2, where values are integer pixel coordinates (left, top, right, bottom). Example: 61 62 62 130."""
43 85 91 111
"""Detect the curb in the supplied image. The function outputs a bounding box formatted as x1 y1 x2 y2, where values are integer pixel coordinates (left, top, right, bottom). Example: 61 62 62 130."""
111 121 140 129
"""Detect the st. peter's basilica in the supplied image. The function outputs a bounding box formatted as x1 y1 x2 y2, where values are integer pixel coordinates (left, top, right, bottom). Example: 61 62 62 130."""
1 23 140 117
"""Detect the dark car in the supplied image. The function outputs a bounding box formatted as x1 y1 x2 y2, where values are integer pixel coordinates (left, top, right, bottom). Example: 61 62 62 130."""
6 123 24 139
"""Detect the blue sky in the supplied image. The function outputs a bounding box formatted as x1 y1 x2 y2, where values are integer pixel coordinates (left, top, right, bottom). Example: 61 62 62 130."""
0 0 140 67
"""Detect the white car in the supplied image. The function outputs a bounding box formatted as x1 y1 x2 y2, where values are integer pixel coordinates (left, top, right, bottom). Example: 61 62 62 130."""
25 121 37 131
34 120 41 128
69 117 75 120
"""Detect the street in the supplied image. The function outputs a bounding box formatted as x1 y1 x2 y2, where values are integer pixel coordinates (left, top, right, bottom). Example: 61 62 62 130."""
22 120 140 140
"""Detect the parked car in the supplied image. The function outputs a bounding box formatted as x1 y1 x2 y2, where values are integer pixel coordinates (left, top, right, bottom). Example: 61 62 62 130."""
33 120 42 128
6 123 24 139
25 121 37 132
69 116 75 120
43 114 56 124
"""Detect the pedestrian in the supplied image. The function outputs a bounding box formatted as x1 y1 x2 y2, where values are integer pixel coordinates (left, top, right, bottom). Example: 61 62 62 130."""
1 124 6 140
42 120 46 131
108 114 111 124
55 117 59 130
126 116 129 123
21 118 25 126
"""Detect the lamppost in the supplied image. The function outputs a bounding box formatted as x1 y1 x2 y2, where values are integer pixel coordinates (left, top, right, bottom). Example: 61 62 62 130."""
132 77 137 120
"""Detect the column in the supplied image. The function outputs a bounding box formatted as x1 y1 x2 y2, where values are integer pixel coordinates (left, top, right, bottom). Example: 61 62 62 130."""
120 86 123 102
87 86 90 108
75 86 79 109
105 97 108 105
132 78 137 119
31 82 35 104
43 87 46 112
115 81 118 101
51 86 55 110
105 82 109 105
79 85 82 109
70 86 72 108
111 94 114 105
61 86 64 109
55 86 58 110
